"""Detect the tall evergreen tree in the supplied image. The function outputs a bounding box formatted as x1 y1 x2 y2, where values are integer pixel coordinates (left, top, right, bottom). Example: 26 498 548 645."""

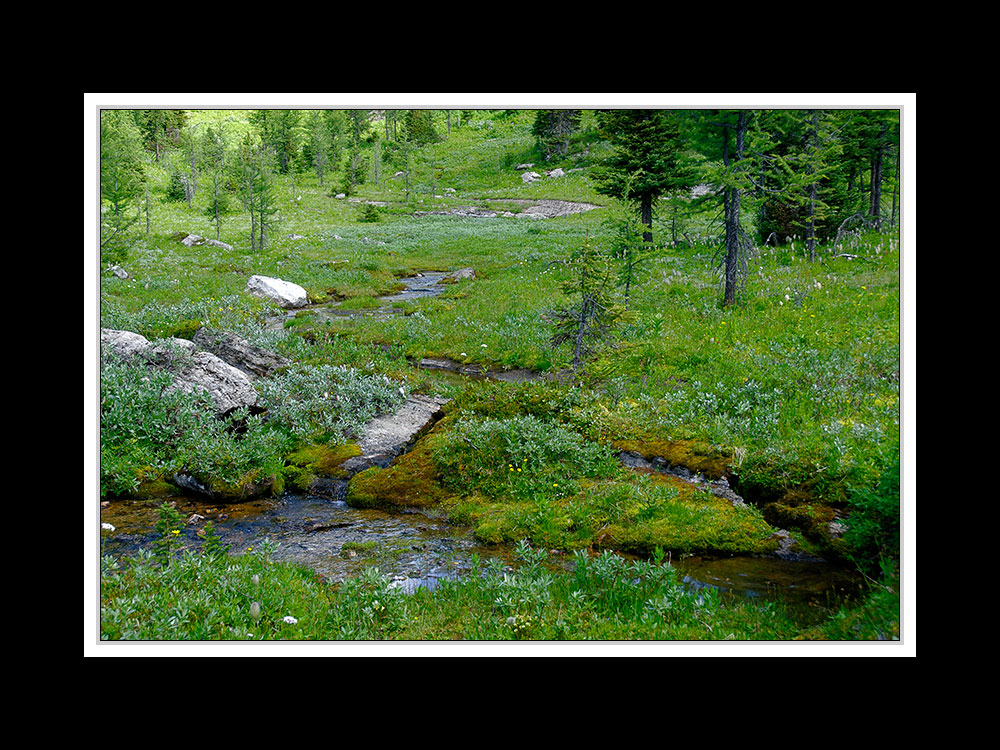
404 110 438 146
687 109 755 306
231 133 279 251
250 110 302 175
201 125 229 240
840 109 900 228
767 110 843 261
532 110 581 161
304 110 333 186
593 109 693 243
100 109 146 254
134 109 185 163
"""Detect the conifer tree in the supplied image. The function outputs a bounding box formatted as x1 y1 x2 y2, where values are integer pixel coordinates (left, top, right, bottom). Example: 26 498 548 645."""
550 233 621 370
201 125 229 240
232 133 279 251
531 109 581 161
100 109 146 254
593 109 694 243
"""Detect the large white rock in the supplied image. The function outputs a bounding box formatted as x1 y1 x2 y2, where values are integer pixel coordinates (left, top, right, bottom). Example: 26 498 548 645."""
101 328 259 416
245 275 308 309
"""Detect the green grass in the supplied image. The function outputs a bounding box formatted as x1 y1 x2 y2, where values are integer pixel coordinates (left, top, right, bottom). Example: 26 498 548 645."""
95 108 904 644
100 537 812 641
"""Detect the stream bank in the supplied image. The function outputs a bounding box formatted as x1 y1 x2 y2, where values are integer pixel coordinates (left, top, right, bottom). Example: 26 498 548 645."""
101 255 864 622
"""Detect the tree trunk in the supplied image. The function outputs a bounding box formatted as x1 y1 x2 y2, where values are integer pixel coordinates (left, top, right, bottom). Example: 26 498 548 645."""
723 110 746 307
891 146 900 228
869 120 886 230
640 194 653 243
807 110 818 263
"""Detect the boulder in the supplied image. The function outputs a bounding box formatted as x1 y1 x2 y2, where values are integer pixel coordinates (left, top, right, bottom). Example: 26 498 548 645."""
101 328 259 416
177 234 232 251
339 395 450 475
546 168 565 178
192 327 289 378
521 171 542 183
442 267 476 284
245 275 308 309
101 328 149 358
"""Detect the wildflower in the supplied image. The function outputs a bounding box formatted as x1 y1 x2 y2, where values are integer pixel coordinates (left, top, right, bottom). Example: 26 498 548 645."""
252 574 260 587
101 522 115 531
282 616 298 625
250 602 261 620
171 529 181 535
481 344 487 348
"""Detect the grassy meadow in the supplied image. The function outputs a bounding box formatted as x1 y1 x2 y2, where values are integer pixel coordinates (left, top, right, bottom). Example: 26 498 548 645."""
92 108 907 647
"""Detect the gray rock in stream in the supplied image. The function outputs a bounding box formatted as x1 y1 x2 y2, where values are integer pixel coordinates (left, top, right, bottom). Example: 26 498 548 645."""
619 450 747 507
340 395 450 476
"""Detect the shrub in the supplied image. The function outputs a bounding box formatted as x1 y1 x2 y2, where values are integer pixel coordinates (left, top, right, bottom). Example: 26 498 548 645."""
843 454 900 574
100 353 216 495
358 203 381 223
432 414 622 502
256 363 406 444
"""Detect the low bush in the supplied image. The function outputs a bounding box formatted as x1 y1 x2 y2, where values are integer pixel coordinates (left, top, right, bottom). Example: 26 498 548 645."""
431 413 622 503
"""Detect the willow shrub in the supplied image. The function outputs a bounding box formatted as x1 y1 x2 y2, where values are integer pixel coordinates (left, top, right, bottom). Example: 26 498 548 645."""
431 413 622 503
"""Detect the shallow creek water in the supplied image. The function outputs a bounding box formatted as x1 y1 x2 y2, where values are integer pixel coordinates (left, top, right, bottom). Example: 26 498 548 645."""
100 484 525 594
108 269 863 622
100 484 862 624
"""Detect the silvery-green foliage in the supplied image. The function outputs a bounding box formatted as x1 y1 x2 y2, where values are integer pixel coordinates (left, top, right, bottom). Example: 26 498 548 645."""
100 352 217 495
256 363 407 443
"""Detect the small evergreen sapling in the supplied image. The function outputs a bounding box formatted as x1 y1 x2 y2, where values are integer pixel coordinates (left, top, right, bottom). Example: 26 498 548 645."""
549 233 623 370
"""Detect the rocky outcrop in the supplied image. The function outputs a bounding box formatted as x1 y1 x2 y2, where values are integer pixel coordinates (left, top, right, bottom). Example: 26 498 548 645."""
339 395 450 476
101 328 259 416
442 267 475 284
245 275 308 308
192 327 289 378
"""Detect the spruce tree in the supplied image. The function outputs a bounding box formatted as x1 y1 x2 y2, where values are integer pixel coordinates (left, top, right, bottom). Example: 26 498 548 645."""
550 234 621 370
100 109 146 255
593 109 694 243
532 110 581 162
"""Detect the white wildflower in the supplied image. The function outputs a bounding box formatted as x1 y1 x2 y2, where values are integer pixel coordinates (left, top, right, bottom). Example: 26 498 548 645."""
282 616 298 625
101 522 115 531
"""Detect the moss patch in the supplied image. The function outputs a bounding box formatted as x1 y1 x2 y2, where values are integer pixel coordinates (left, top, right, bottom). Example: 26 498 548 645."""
346 436 453 510
286 442 362 481
612 438 733 480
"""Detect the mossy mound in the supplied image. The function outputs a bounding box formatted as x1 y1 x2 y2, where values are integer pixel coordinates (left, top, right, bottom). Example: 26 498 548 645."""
345 436 453 510
612 437 733 480
284 442 362 491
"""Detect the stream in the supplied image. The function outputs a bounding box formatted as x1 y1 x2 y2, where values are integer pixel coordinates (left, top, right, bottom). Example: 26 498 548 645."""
100 267 865 625
99 485 861 623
